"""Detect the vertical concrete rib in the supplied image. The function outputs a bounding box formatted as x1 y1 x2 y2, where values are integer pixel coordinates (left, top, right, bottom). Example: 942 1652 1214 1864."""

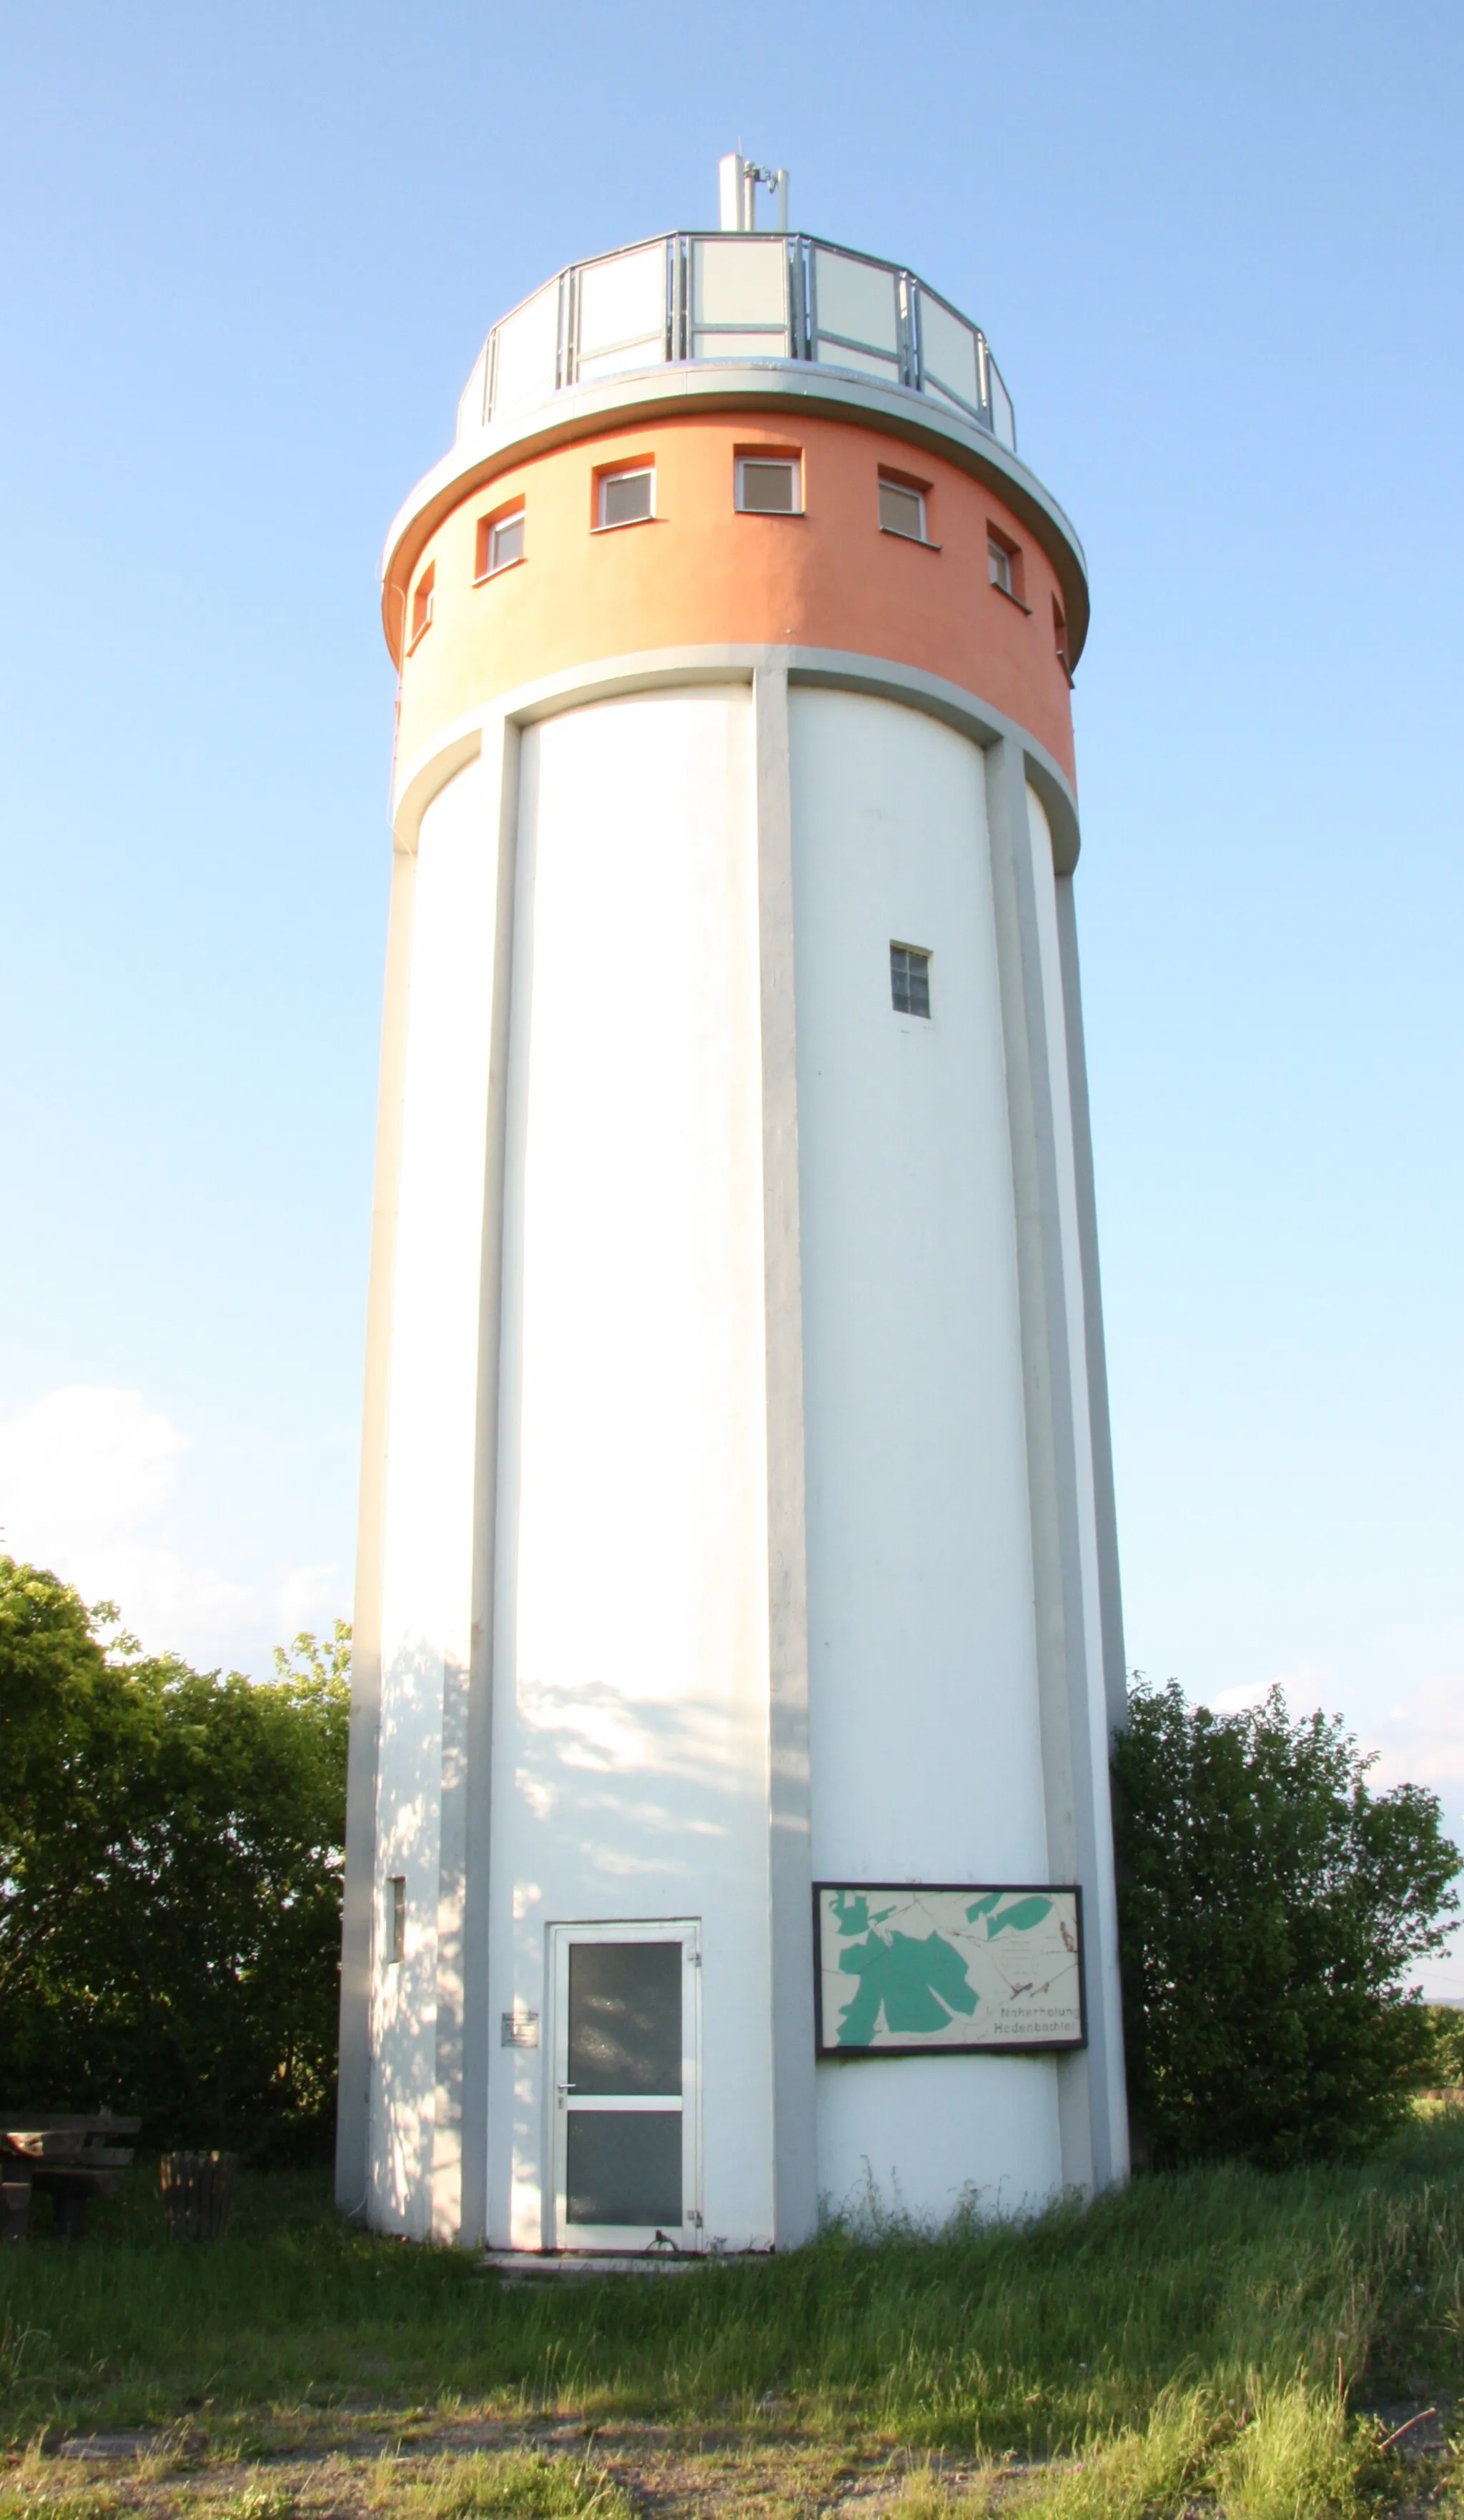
754 657 818 2245
429 1646 470 2238
457 716 520 2244
337 840 417 2220
430 717 519 2243
984 733 1121 2195
1053 876 1129 1740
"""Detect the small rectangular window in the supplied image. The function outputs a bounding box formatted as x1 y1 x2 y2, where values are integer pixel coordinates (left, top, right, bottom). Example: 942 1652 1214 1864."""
476 507 525 578
388 1876 406 1967
987 524 1026 606
1053 596 1072 681
408 563 435 648
878 476 927 541
890 943 931 1018
736 455 800 513
597 466 654 528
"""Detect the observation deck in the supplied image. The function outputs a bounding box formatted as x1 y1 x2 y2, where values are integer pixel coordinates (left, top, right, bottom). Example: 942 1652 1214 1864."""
455 230 1016 451
384 207 1088 677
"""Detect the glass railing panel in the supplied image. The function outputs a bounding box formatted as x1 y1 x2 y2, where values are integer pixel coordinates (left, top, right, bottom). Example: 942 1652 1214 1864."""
922 379 980 420
688 330 791 360
573 242 668 383
490 279 562 418
811 246 902 380
816 340 902 381
916 290 984 419
688 236 791 358
987 354 1016 451
470 236 1017 448
575 340 671 382
456 342 490 439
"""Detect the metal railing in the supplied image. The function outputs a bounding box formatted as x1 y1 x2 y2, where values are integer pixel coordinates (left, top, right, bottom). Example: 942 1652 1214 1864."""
456 232 1016 454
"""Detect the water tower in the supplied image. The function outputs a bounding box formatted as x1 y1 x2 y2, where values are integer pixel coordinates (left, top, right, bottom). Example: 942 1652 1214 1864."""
337 159 1129 2250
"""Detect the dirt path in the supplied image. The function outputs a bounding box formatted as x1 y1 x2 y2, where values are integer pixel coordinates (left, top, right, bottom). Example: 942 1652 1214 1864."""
9 2423 1037 2520
8 2400 1453 2520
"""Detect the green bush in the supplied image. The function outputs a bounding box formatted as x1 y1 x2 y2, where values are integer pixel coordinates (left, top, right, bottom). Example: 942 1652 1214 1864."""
1112 1679 1460 2168
0 1556 347 2155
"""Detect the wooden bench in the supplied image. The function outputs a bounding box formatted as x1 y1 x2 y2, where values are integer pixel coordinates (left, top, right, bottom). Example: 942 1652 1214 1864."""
1 2114 139 2240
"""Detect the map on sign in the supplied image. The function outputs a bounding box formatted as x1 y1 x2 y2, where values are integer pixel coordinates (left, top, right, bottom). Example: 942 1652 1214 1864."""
813 1883 1084 2055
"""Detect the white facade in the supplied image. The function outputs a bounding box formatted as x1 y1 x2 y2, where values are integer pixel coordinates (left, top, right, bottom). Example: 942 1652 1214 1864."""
367 751 504 2236
793 693 1064 2218
343 654 1129 2246
488 691 776 2251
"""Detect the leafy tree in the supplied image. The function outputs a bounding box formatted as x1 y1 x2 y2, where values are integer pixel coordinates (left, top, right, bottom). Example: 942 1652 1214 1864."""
1423 2002 1464 2088
1113 1679 1460 2168
0 1556 348 2154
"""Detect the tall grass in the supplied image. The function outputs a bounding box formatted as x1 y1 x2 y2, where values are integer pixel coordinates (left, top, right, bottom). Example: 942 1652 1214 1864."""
996 2376 1374 2519
366 2450 634 2520
1 2116 1460 2459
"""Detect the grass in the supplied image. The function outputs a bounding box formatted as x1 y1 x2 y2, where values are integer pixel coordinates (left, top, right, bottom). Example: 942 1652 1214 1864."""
2 2112 1463 2514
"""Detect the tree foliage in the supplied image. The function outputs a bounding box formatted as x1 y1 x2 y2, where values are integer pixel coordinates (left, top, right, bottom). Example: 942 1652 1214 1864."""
1113 1679 1460 2168
0 1556 348 2154
1423 2002 1464 2088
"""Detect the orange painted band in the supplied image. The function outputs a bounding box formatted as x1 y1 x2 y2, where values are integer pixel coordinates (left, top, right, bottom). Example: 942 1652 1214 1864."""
392 410 1078 784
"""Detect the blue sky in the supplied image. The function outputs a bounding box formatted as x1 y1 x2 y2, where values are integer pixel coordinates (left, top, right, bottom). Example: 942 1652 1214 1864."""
4 1 1462 1987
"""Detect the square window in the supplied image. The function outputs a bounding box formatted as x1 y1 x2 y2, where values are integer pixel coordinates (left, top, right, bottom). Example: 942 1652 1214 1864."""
736 455 800 513
476 508 525 577
408 563 435 648
878 476 926 540
387 1876 406 1967
890 942 931 1018
598 466 654 528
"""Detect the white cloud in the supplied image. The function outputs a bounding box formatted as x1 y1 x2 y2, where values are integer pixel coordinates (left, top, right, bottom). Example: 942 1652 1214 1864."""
1206 1662 1333 1717
1352 1678 1464 2004
1363 1677 1464 1803
1207 1679 1282 1715
0 1384 343 1672
73 1543 254 1656
1176 1659 1464 2002
1187 1661 1464 1833
274 1561 346 1641
0 1384 190 1556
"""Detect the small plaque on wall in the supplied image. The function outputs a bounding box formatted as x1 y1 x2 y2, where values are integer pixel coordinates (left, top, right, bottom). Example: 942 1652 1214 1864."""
500 2009 540 2049
813 1883 1084 2057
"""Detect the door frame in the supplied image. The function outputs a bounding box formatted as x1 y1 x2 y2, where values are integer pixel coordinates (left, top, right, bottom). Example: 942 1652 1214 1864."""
545 1917 703 2253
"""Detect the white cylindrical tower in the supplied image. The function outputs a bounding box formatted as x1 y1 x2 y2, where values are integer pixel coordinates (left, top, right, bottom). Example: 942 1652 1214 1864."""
338 177 1129 2250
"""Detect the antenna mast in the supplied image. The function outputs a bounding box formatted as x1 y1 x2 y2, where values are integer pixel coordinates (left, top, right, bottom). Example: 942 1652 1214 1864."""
718 152 790 232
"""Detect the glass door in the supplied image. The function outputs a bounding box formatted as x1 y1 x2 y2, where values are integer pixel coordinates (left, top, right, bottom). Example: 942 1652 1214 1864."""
548 1921 701 2252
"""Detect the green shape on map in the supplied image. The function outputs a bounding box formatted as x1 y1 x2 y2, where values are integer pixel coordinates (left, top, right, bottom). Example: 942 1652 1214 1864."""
830 1891 870 1938
988 1897 1053 1937
966 1893 1002 1922
836 1929 979 2047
